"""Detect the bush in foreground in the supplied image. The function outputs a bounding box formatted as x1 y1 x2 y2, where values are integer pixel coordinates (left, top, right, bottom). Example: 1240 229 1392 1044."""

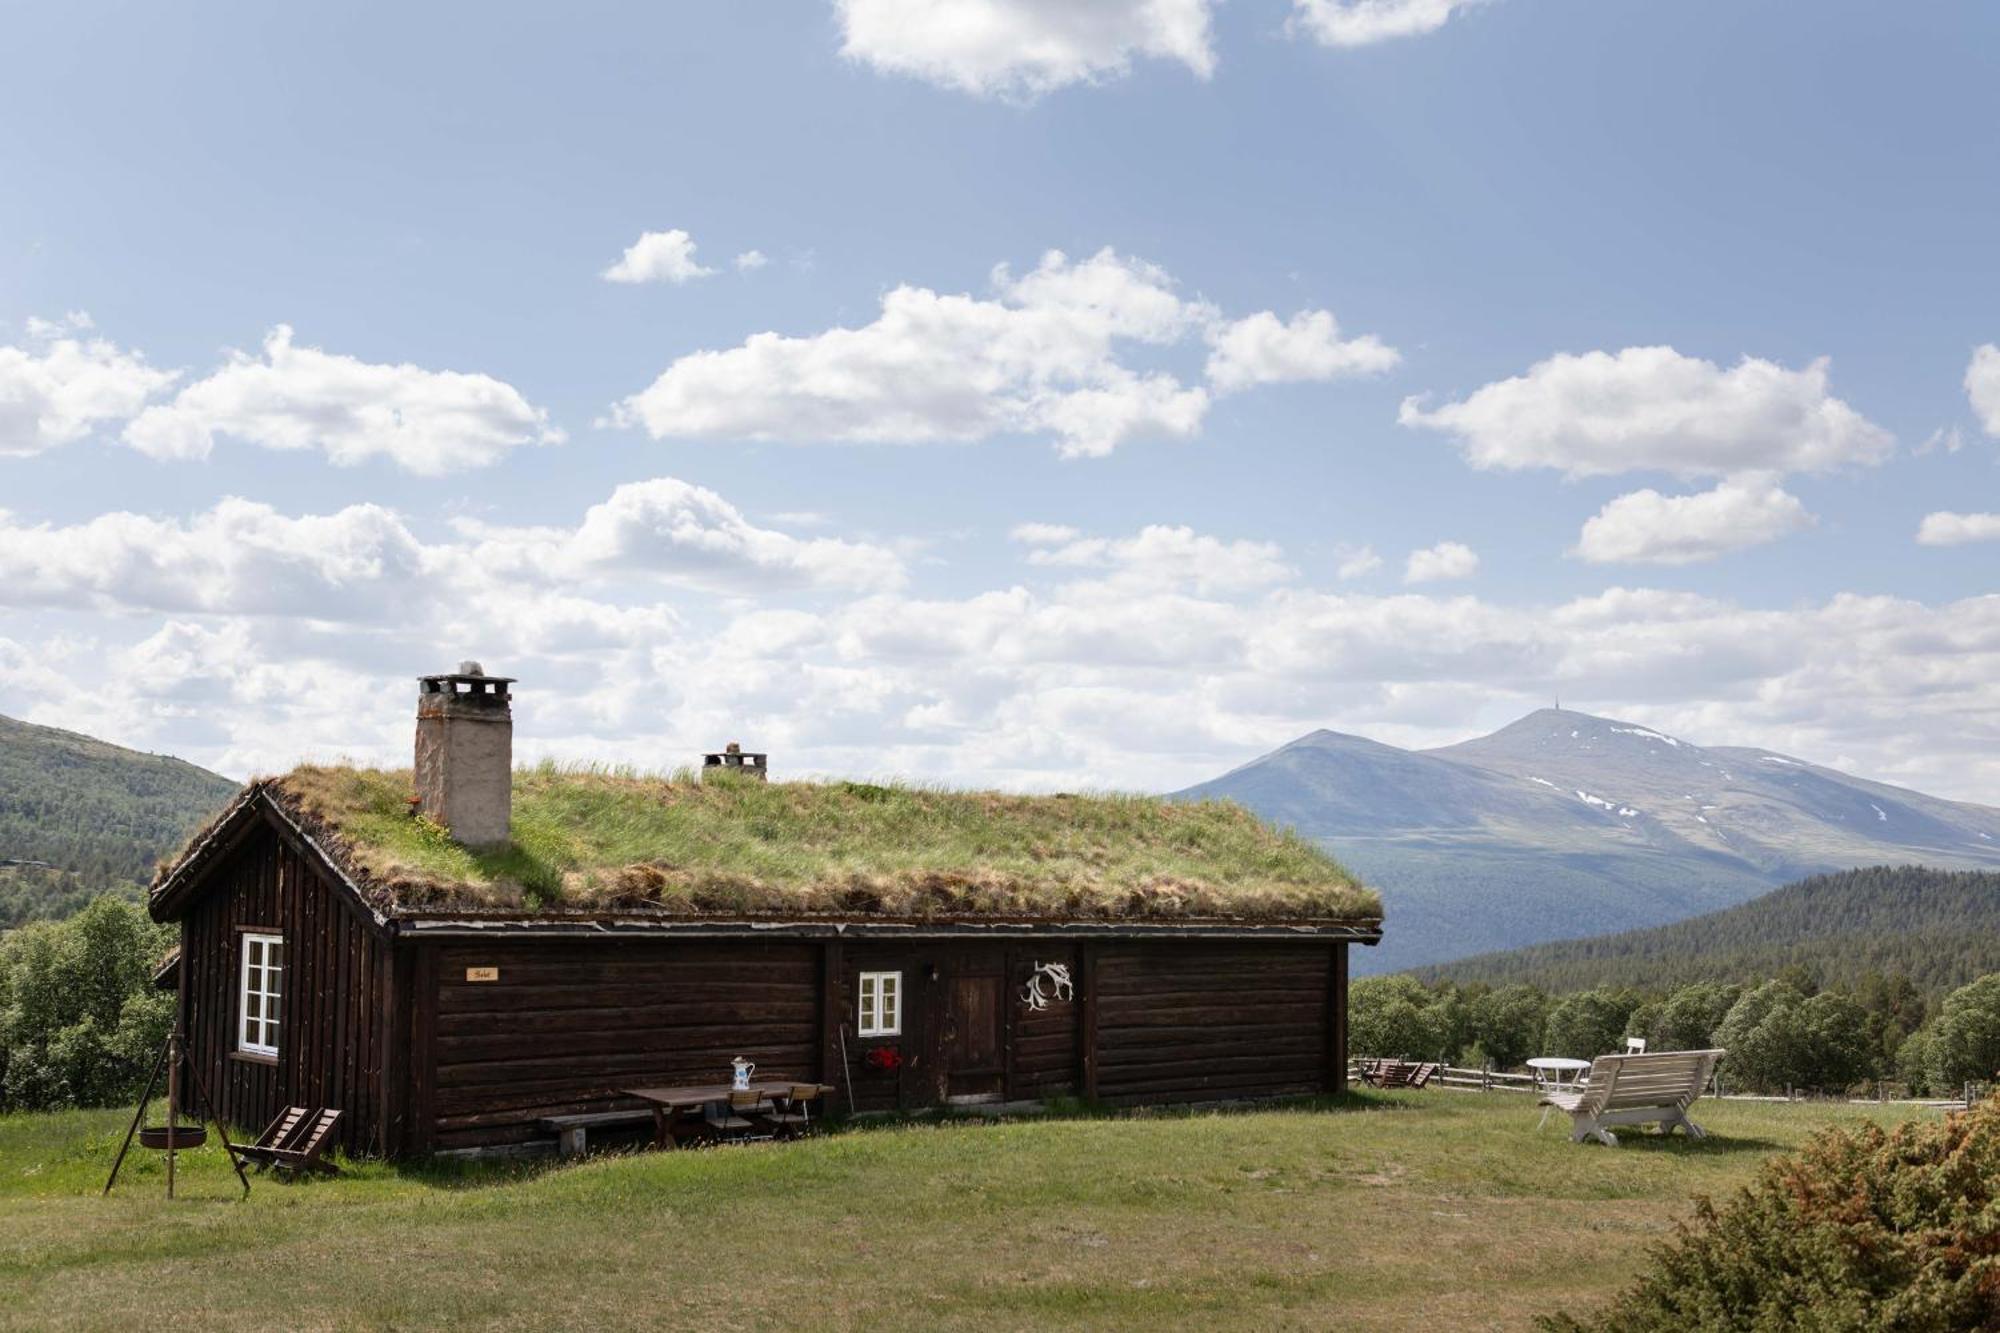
1545 1096 2000 1331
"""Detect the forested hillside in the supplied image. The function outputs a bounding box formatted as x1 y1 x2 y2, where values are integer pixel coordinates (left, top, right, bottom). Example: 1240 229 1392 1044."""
1420 866 2000 995
0 713 237 928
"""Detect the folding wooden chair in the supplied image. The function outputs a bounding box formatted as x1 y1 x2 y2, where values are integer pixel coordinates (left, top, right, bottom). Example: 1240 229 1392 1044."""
767 1084 822 1139
705 1090 769 1142
231 1107 343 1178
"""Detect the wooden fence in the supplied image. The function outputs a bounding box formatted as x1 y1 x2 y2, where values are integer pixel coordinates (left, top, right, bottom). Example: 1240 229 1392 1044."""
1349 1060 1979 1110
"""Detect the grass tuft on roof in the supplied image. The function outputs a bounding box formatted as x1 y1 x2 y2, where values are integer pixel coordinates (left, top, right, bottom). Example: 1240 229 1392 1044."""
252 762 1378 924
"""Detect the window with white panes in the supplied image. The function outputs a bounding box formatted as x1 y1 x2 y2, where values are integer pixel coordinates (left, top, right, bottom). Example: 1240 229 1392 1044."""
857 970 901 1037
238 933 284 1057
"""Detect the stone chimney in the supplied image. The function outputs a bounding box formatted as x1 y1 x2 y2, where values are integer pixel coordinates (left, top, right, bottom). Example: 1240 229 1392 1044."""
415 661 515 848
702 741 767 782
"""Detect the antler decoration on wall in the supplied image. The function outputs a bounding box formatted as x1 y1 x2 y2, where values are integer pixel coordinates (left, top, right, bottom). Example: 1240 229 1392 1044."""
1022 961 1075 1011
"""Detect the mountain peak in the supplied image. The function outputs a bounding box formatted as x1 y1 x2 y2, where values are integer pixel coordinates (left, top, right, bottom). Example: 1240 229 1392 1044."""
1177 708 2000 974
1445 708 1696 753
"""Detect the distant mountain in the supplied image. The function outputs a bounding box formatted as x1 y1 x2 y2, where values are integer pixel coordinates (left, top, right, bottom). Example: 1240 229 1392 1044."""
1177 709 2000 973
1419 866 2000 996
0 713 238 928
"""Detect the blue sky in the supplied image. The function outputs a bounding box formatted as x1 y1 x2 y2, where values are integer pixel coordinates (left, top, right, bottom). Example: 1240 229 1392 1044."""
2 0 1998 802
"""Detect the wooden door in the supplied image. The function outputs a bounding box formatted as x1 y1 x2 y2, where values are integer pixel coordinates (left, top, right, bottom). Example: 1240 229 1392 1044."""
939 973 1005 1102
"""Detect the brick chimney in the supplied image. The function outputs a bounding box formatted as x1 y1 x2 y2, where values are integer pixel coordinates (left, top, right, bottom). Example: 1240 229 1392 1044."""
415 661 515 848
702 740 767 782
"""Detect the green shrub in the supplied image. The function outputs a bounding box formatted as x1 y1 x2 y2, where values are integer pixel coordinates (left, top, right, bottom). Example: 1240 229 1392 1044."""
1545 1096 2000 1331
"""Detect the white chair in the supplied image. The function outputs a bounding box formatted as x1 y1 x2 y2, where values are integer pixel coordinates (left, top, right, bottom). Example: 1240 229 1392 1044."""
1540 1049 1724 1146
1625 1037 1647 1054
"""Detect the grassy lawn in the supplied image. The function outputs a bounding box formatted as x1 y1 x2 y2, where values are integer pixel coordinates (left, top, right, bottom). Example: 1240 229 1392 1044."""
0 1092 1943 1331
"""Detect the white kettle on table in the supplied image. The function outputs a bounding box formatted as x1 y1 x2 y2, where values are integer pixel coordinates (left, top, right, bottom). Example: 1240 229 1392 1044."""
731 1056 756 1091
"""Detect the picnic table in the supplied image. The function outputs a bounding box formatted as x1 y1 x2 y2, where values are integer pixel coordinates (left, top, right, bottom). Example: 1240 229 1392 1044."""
621 1082 834 1148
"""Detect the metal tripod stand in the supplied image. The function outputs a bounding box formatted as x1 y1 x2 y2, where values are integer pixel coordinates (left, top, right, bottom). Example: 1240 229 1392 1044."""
103 1018 250 1199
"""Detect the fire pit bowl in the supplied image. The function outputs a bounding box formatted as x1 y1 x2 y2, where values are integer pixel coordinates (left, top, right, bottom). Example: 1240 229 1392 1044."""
137 1125 208 1151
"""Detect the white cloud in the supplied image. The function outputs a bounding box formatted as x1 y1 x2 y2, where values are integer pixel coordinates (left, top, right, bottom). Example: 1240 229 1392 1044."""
734 249 770 272
836 0 1218 100
613 247 1391 459
612 247 1203 458
1917 511 2000 547
1967 344 2000 436
1290 0 1486 48
1010 521 1082 544
1023 524 1294 593
1335 544 1383 579
1400 346 1894 480
11 511 2000 804
0 498 432 617
1919 425 1966 456
1404 540 1479 583
1573 476 1815 565
121 326 562 475
533 478 906 594
0 480 900 623
1203 309 1400 393
602 229 716 285
0 314 177 456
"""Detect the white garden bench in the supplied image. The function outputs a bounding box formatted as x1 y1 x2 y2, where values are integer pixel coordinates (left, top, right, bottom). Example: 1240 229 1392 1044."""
1538 1048 1725 1146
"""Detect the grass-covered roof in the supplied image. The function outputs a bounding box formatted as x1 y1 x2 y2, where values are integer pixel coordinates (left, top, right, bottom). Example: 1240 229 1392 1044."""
172 764 1379 926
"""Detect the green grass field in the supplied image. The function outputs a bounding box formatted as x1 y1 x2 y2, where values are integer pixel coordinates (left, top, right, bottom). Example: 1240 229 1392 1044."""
0 1092 1943 1331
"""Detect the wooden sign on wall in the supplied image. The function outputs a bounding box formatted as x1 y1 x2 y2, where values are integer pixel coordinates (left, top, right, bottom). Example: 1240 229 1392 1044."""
465 966 499 982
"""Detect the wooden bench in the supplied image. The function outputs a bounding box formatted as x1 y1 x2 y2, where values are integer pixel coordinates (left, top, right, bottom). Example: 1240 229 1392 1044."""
537 1109 658 1158
1539 1049 1725 1146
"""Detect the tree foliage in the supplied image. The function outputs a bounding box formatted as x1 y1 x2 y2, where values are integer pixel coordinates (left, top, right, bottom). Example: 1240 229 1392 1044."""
1542 989 1639 1060
1924 974 2000 1092
1467 985 1547 1068
1349 975 1452 1060
1712 984 1873 1094
1352 964 2000 1096
0 896 174 1111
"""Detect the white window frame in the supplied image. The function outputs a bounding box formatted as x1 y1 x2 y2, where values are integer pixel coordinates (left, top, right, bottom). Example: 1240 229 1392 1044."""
857 970 902 1038
238 932 284 1058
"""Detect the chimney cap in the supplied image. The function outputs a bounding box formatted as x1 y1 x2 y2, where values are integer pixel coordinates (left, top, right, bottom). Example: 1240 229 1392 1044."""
703 744 768 775
418 665 518 696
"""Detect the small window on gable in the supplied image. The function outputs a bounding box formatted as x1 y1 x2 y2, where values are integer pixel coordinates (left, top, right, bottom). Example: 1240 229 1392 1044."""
858 970 901 1037
239 933 284 1057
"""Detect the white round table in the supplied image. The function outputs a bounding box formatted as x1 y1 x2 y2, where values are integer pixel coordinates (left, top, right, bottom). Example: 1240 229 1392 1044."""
1528 1057 1593 1128
1527 1056 1592 1089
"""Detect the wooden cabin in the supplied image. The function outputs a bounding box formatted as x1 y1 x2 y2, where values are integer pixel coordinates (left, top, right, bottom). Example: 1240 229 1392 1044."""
149 668 1382 1157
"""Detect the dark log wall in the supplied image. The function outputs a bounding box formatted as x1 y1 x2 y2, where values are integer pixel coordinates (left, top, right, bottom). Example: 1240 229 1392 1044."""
177 821 393 1156
1091 943 1340 1106
421 938 821 1150
827 941 1337 1112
